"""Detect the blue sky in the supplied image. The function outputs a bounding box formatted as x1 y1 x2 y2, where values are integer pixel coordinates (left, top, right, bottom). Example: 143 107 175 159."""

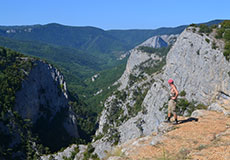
1 0 230 30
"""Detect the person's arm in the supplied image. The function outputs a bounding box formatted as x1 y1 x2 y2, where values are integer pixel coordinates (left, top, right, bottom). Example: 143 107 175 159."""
172 85 179 100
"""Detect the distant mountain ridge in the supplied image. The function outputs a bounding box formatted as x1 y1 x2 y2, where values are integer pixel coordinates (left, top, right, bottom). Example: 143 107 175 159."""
0 20 224 54
0 23 186 54
0 23 128 55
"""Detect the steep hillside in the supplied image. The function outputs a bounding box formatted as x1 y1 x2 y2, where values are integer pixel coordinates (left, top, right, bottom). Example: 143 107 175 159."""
0 47 80 159
14 60 79 151
93 21 230 159
93 40 173 159
0 35 100 72
0 35 104 93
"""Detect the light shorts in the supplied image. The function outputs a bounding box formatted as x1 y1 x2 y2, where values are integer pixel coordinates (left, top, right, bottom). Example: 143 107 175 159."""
168 99 177 114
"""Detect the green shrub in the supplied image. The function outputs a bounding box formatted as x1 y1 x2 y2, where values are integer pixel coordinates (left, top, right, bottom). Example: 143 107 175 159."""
212 41 218 49
83 144 99 160
211 24 218 29
224 29 230 41
196 104 208 110
115 90 127 102
189 23 197 27
199 24 212 34
137 46 171 57
192 28 196 33
93 133 104 141
215 20 230 61
224 50 230 61
205 38 210 43
179 90 186 97
128 74 138 86
215 28 225 39
222 20 230 28
103 124 110 134
110 129 120 145
128 88 148 117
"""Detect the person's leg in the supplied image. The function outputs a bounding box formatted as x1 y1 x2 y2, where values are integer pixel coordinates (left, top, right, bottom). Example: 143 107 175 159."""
172 100 178 124
168 112 171 119
173 113 178 123
167 100 173 122
167 113 171 122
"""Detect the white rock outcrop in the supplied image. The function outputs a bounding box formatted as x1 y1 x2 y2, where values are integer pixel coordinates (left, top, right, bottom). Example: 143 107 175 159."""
139 34 179 48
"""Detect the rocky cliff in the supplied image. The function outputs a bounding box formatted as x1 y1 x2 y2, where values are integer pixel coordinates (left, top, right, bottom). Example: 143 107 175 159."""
0 47 80 159
116 34 177 90
93 26 230 159
15 60 78 139
10 60 79 156
139 34 179 48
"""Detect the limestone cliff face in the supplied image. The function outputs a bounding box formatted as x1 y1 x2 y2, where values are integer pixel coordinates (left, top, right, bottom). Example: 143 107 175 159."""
116 48 154 90
163 27 230 105
116 34 178 90
15 60 79 138
93 27 230 158
93 35 175 158
139 34 179 48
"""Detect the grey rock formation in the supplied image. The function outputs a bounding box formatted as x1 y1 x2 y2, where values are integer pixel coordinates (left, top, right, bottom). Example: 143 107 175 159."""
94 36 173 158
107 156 123 160
163 27 230 105
139 34 179 48
93 137 114 159
116 34 177 90
116 48 152 90
15 60 79 138
191 110 208 118
41 144 87 160
208 91 230 115
208 103 224 112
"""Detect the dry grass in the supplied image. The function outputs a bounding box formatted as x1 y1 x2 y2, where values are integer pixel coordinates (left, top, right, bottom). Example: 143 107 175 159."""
109 110 230 160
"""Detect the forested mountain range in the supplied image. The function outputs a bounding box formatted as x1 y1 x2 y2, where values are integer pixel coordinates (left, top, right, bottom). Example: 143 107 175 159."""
0 20 223 112
0 23 186 54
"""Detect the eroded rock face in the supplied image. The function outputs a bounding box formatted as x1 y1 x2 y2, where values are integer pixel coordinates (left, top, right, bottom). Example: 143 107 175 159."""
94 27 230 159
15 60 79 142
41 144 87 160
94 35 175 158
139 34 179 48
117 34 178 90
163 27 230 105
116 48 151 90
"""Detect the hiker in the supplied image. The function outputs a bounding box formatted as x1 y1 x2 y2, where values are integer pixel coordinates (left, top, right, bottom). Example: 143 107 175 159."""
166 78 179 124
